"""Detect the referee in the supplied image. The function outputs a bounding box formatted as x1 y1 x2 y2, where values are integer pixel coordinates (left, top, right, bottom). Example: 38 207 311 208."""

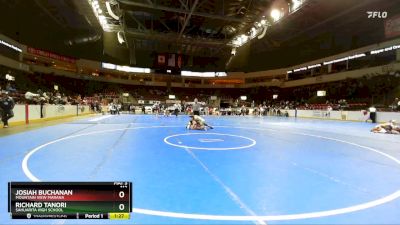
193 98 200 116
0 91 15 128
368 105 377 123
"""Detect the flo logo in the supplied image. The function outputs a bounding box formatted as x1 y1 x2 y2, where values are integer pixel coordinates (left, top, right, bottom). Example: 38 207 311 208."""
367 11 388 18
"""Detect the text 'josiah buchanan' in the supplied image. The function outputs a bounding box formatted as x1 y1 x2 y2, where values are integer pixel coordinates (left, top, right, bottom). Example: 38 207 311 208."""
15 190 73 196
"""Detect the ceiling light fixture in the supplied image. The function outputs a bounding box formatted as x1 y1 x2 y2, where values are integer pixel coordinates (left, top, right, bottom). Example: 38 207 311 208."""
270 9 282 22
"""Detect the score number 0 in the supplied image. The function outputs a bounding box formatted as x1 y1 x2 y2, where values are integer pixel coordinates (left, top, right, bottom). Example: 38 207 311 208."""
119 191 125 211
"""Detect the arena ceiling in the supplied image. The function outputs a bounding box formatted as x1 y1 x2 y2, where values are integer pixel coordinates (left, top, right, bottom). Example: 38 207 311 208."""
0 0 399 71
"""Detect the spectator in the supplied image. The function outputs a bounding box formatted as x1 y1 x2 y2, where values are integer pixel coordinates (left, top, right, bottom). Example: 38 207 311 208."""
326 105 333 117
240 105 246 116
173 103 180 117
0 91 15 128
108 103 116 115
398 98 400 111
6 83 16 93
393 98 400 111
116 103 121 115
339 99 347 110
129 104 135 114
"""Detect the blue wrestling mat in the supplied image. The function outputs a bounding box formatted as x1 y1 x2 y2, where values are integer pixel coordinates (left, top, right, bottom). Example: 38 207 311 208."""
1 114 400 224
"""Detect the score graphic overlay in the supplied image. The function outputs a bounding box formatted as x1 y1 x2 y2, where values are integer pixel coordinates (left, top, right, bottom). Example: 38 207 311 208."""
8 182 132 220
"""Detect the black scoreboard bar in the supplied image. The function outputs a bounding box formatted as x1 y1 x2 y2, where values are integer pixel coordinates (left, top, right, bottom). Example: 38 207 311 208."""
8 182 132 220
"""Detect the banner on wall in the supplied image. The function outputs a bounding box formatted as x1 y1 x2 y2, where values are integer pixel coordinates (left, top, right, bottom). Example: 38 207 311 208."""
177 55 182 68
168 54 176 67
27 47 76 64
157 54 166 65
312 110 330 118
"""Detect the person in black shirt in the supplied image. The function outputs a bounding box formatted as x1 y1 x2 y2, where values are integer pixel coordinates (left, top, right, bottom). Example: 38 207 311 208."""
0 92 15 128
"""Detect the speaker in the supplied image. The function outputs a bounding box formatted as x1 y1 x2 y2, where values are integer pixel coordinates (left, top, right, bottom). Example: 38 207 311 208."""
103 31 129 63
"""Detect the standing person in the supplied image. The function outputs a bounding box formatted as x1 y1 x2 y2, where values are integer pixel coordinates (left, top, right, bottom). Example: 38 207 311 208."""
394 98 400 112
391 98 398 111
193 98 201 116
326 105 332 118
163 105 170 117
397 98 400 112
0 92 15 128
116 103 121 115
130 104 135 114
153 102 160 116
241 105 246 116
368 105 377 123
204 106 209 116
173 103 179 117
259 104 264 117
39 97 45 118
108 103 116 115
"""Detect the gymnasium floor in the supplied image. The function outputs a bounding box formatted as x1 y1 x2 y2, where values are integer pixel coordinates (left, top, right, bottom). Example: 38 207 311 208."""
1 114 400 225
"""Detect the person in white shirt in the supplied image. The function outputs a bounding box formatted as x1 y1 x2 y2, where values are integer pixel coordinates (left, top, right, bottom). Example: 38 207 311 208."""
368 106 377 123
153 102 160 116
397 98 400 111
116 103 121 115
163 106 170 117
173 103 179 117
326 105 332 117
390 98 398 111
227 106 232 116
259 105 265 117
204 106 209 116
240 105 246 116
108 103 117 115
25 91 40 103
